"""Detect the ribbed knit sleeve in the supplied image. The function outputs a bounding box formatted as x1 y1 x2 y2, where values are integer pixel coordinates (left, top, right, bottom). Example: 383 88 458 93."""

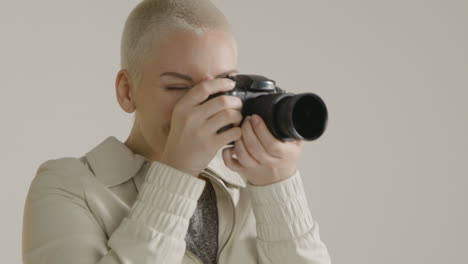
246 170 331 264
108 160 206 263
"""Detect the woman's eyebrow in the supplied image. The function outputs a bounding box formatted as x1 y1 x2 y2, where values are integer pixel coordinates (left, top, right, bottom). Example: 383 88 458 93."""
160 72 193 81
159 69 238 81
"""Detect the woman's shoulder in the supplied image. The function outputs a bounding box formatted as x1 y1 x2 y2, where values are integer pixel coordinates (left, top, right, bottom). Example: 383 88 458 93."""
27 156 94 199
36 156 89 176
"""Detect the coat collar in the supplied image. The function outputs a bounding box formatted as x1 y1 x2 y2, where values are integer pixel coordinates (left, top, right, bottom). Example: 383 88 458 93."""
83 136 246 189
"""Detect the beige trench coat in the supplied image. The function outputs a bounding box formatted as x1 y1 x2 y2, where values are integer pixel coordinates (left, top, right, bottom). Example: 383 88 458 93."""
22 136 331 263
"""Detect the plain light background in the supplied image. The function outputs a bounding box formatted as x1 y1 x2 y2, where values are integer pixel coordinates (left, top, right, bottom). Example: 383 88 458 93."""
1 0 467 263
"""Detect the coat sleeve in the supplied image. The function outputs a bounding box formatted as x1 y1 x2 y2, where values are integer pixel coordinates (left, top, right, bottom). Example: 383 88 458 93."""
22 158 206 264
246 169 332 264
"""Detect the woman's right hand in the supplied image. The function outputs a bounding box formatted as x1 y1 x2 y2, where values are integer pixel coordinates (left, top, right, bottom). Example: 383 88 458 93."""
160 78 243 178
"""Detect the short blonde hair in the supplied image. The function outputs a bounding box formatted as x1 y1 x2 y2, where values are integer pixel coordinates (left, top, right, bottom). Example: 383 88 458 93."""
120 0 232 87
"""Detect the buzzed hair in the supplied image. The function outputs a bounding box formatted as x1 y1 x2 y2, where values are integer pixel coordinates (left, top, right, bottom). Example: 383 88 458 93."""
120 0 232 87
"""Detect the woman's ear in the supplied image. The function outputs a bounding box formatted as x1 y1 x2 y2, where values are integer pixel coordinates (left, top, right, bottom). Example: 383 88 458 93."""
115 69 136 113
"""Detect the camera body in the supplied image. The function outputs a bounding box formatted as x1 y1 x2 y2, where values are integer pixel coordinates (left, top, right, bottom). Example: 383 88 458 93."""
203 74 328 144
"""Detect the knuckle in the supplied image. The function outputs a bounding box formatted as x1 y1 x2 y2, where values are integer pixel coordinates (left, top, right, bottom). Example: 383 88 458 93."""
268 143 283 155
224 110 242 125
226 109 238 119
221 126 241 143
235 112 243 122
234 97 243 107
199 83 211 96
185 111 199 125
184 113 193 124
230 112 242 126
219 95 231 108
230 96 242 109
224 78 235 88
222 128 239 144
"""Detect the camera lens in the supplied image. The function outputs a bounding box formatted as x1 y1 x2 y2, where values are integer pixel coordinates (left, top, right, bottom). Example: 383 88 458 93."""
276 93 328 141
292 94 327 140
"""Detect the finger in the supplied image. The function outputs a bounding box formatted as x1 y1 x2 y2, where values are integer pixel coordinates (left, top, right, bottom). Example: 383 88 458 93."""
250 114 286 158
234 135 259 168
222 147 244 172
205 109 243 134
214 126 242 148
183 78 236 107
198 95 242 120
241 116 276 164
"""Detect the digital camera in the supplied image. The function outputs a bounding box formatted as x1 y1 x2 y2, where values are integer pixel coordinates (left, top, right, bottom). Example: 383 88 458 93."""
202 74 328 145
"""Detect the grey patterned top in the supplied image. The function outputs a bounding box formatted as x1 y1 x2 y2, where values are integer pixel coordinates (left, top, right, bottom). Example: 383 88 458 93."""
184 177 219 264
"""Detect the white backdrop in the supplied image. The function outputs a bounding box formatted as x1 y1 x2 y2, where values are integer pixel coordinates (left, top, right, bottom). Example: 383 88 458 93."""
1 1 467 263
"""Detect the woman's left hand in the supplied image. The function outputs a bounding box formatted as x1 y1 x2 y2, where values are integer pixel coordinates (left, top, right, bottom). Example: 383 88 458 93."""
222 114 304 186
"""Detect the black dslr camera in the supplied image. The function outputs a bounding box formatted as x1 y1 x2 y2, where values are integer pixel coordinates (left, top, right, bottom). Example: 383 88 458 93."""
203 74 328 145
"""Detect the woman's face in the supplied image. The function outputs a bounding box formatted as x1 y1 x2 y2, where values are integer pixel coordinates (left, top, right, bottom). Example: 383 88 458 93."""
126 29 238 158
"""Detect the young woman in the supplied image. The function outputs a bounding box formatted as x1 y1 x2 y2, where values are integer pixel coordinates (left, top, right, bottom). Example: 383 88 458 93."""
22 0 331 263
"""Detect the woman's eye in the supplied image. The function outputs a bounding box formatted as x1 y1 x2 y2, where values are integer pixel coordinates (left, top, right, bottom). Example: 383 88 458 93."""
166 87 189 90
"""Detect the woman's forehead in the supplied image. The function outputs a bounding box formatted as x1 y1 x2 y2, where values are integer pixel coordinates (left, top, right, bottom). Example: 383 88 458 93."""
146 30 237 81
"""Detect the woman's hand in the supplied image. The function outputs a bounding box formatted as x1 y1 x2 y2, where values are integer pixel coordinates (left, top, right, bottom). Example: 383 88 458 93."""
161 78 243 178
222 114 304 186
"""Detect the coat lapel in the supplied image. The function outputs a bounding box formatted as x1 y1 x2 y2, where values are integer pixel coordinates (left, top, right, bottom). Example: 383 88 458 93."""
84 136 246 192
